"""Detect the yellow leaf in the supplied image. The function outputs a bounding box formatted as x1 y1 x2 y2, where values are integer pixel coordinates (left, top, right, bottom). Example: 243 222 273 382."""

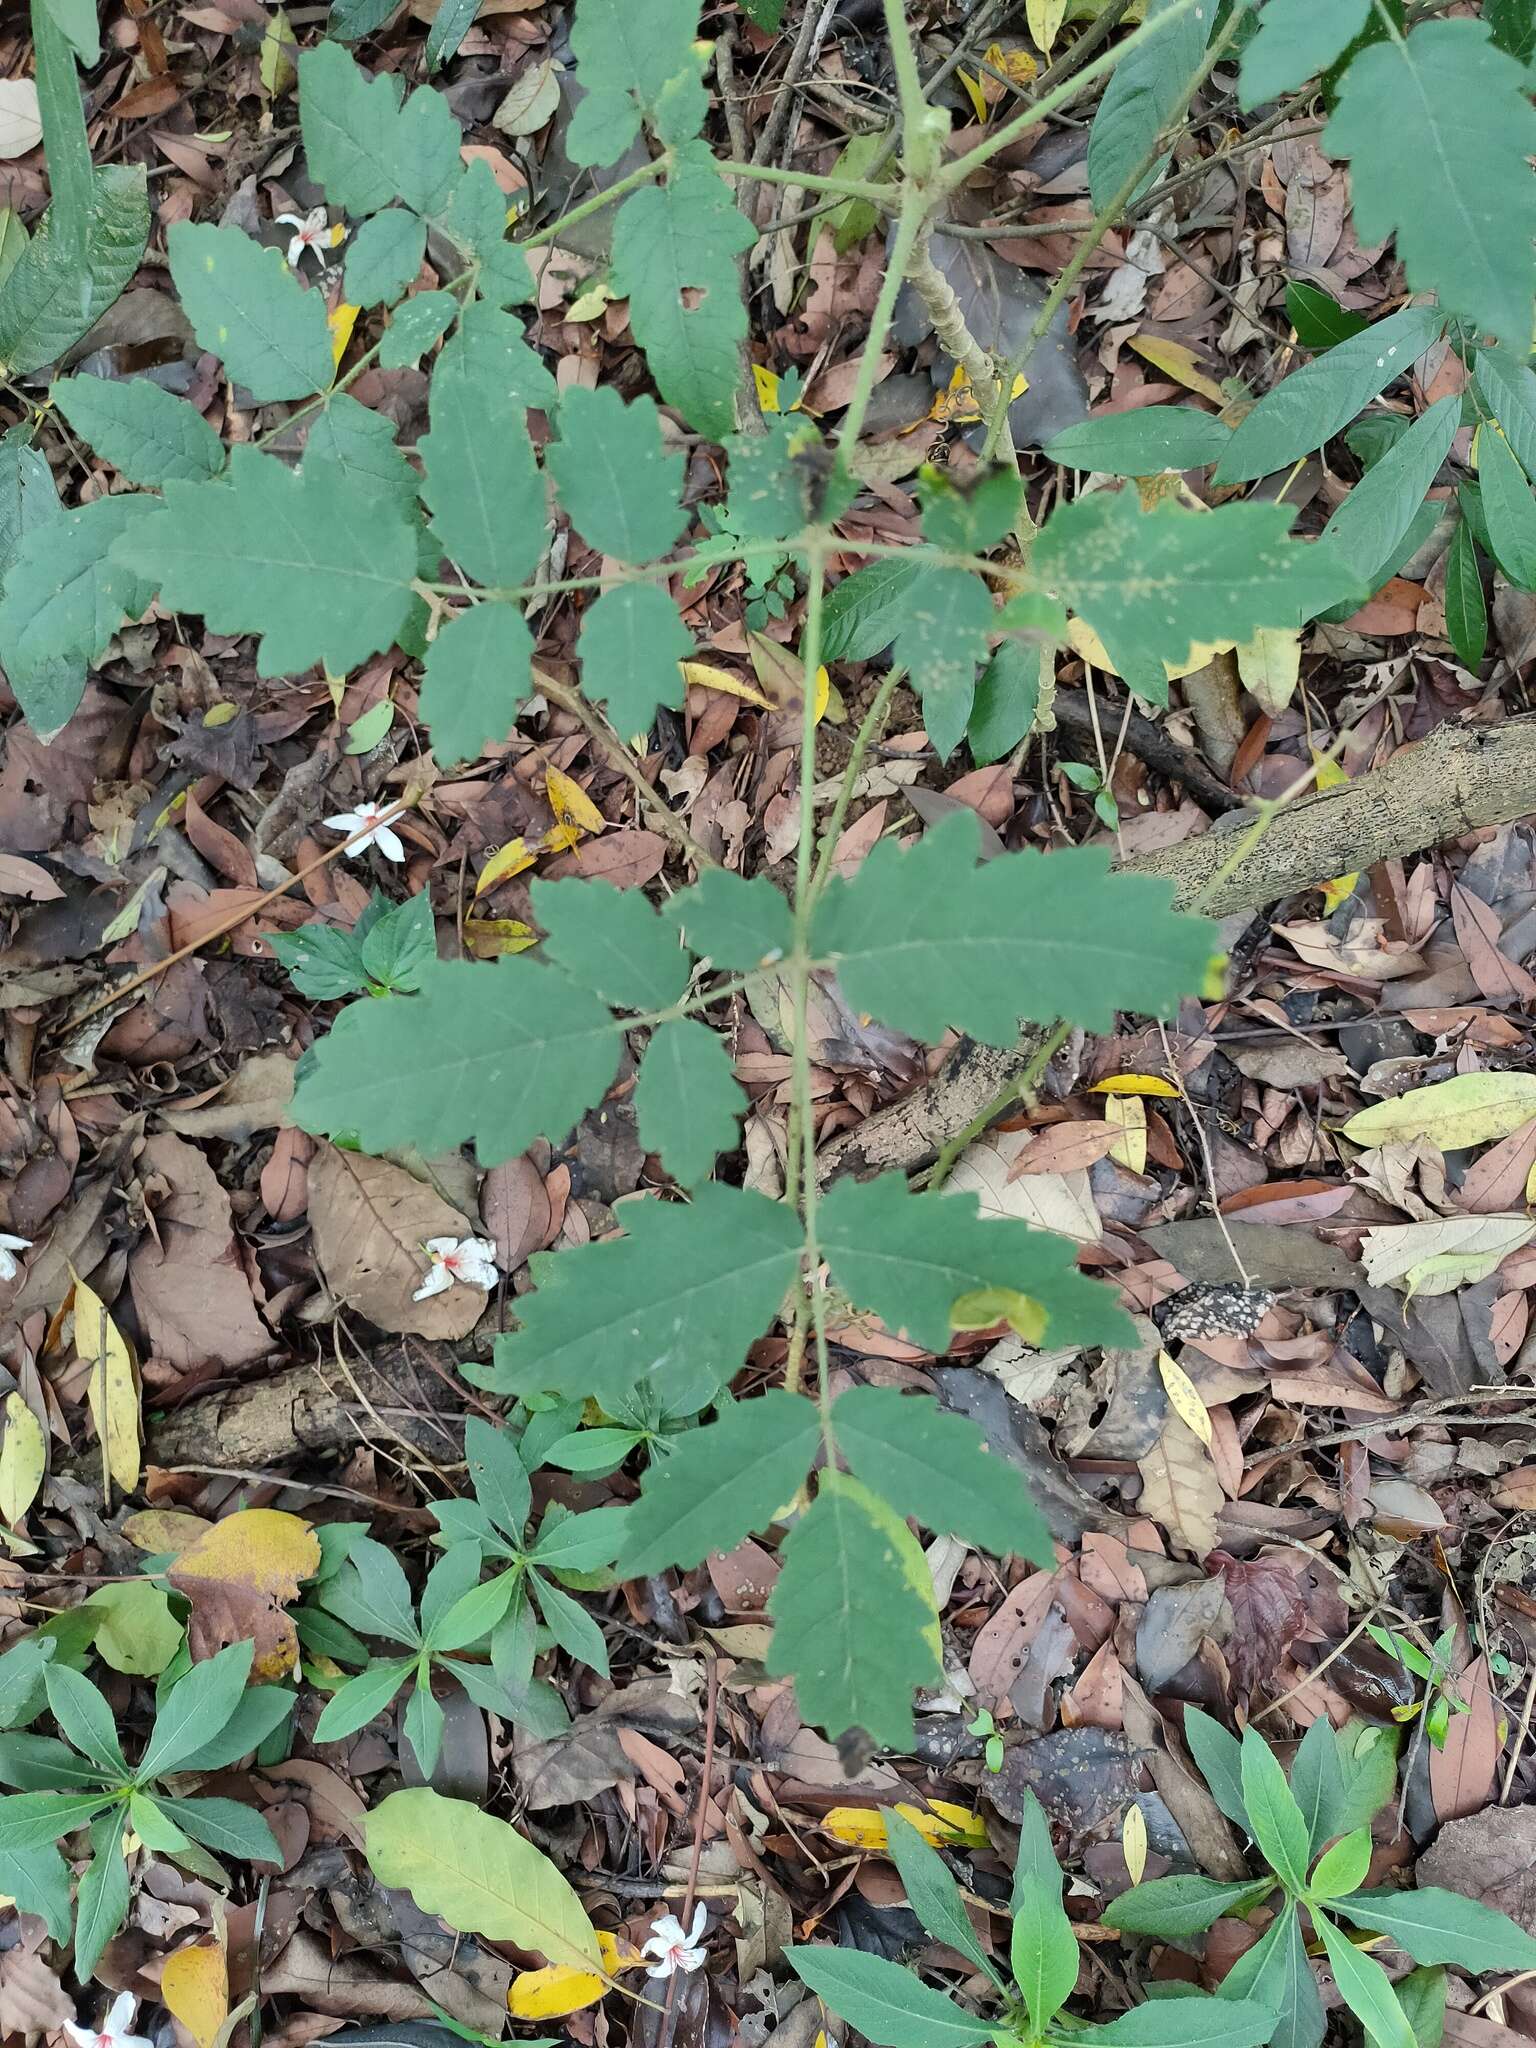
258 5 296 95
929 363 1029 425
73 1271 140 1496
474 837 538 897
753 364 782 414
545 764 605 836
1129 335 1226 405
463 917 538 958
122 1508 213 1554
1235 627 1300 718
328 302 360 372
680 659 775 711
1067 616 1232 683
745 631 830 722
1158 1350 1213 1448
950 1288 1048 1343
202 702 238 728
1088 1073 1180 1098
1103 1094 1147 1173
956 67 988 123
1308 750 1358 910
1310 749 1350 793
0 1394 44 1526
1027 0 1069 52
162 1944 229 2048
822 1799 988 1851
508 1931 646 2019
981 42 1037 106
1342 1072 1536 1152
1122 1802 1147 1885
168 1507 321 1681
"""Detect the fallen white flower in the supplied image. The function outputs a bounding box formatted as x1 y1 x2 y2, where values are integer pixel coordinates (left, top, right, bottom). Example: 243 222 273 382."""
324 802 405 863
64 1992 156 2048
413 1236 499 1301
276 205 344 270
642 1902 708 1979
0 1232 30 1283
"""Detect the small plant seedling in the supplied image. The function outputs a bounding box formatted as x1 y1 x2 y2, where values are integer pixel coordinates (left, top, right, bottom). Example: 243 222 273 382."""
1059 760 1121 830
269 891 437 1000
0 1641 286 1971
969 1706 1005 1774
789 1793 1277 2048
1104 1712 1536 2048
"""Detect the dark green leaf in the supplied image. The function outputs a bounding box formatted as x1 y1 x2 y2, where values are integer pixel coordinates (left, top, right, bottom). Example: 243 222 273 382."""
1284 283 1368 350
31 0 91 266
170 1687 294 1773
319 1537 421 1644
785 1945 993 2048
304 391 419 504
820 1174 1132 1362
0 424 61 587
1091 1999 1277 2048
1473 348 1536 486
1183 1706 1248 1828
810 809 1214 1041
117 445 418 677
0 494 155 734
969 641 1041 765
1324 19 1536 349
635 1018 746 1187
0 1733 108 1789
346 208 428 307
564 0 706 166
268 922 369 1000
883 1808 1000 1983
576 582 690 735
1087 0 1212 210
618 1391 822 1576
1396 1967 1446 2048
0 1845 72 1944
425 0 478 69
440 156 534 307
722 415 820 541
164 1794 282 1862
402 1672 444 1778
380 289 457 367
419 600 534 766
767 1471 942 1749
73 1813 130 1978
421 307 550 587
40 0 100 67
1043 409 1231 476
0 1789 111 1849
1288 1714 1347 1855
1103 1874 1276 1941
1477 421 1536 588
893 566 992 761
918 466 1021 553
546 387 685 564
418 1543 483 1643
0 164 147 380
1238 0 1369 108
1316 1912 1415 2048
465 1416 532 1543
313 1658 414 1744
530 1573 609 1677
168 222 333 402
357 891 436 991
525 1503 627 1571
1316 396 1459 584
1488 0 1536 61
821 557 924 661
298 42 462 218
52 373 225 486
1213 306 1446 485
141 1639 255 1779
42 1666 125 1779
530 876 689 1011
664 868 794 970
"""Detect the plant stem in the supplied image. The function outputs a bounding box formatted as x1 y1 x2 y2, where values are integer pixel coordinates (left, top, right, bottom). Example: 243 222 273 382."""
535 671 717 872
717 158 894 202
520 156 668 247
918 1021 1071 1190
808 667 904 902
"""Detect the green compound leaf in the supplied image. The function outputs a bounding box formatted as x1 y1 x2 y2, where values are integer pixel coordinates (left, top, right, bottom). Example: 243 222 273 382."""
115 446 417 679
1316 395 1460 586
168 222 333 403
564 0 706 166
1213 306 1446 485
611 154 755 442
291 957 620 1165
634 1018 746 1186
891 566 993 762
831 1383 1054 1566
810 809 1214 1042
618 1390 821 1576
304 392 419 506
298 42 461 218
0 495 156 734
918 467 1021 555
530 875 689 1011
1324 18 1536 351
724 415 823 541
380 290 457 369
1035 492 1359 697
665 868 795 970
766 1469 942 1749
546 388 686 565
1477 421 1536 591
819 1172 1132 1358
419 601 534 765
1086 0 1212 211
1335 1889 1536 1974
52 374 225 487
0 165 149 380
421 306 551 588
1237 0 1369 108
1043 407 1231 477
1102 1874 1277 1941
576 582 690 735
1442 519 1487 671
440 157 534 308
785 1945 994 2048
345 208 427 307
482 1183 801 1410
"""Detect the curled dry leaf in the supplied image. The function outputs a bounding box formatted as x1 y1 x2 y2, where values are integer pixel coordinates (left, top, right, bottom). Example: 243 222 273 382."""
166 1506 321 1679
1137 1412 1223 1560
1361 1214 1536 1296
128 1133 272 1368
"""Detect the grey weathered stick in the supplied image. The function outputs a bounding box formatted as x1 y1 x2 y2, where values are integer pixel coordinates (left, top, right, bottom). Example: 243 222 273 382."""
818 712 1536 1183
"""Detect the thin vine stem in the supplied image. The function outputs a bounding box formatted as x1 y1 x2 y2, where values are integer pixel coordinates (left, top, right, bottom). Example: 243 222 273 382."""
808 666 904 902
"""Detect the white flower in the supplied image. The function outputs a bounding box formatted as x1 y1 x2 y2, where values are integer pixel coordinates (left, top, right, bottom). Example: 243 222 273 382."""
324 802 405 863
0 1233 30 1283
412 1236 499 1302
65 1992 156 2048
642 1903 708 1979
276 205 343 270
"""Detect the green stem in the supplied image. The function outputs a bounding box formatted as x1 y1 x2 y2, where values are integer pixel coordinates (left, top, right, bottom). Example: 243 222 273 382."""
808 666 903 903
520 156 668 247
835 181 929 459
919 1021 1072 1191
717 158 894 202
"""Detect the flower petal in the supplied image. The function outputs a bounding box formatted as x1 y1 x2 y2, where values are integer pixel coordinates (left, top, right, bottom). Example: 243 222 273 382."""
412 1266 453 1301
373 825 406 863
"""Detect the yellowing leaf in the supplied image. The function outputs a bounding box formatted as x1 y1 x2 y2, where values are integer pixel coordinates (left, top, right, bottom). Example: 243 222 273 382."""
508 1931 646 2019
474 837 538 897
168 1507 321 1680
1103 1094 1147 1173
122 1508 213 1554
258 5 296 96
821 1799 989 1851
753 365 782 414
950 1287 1048 1342
1129 335 1226 404
1066 616 1232 682
1342 1072 1536 1152
1308 749 1358 910
1235 627 1301 718
681 659 774 711
73 1270 140 1497
957 68 988 123
463 917 539 958
0 1394 44 1526
1122 1801 1148 1885
929 363 1029 424
981 42 1037 106
1088 1073 1180 1098
746 630 830 722
1157 1350 1213 1448
545 764 605 837
328 302 360 372
162 1943 229 2048
1027 0 1069 53
1362 1214 1536 1298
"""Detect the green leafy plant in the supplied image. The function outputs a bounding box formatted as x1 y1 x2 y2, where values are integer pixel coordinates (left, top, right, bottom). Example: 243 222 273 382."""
0 1642 286 1972
790 1794 1277 2048
269 890 436 999
1104 1712 1536 2048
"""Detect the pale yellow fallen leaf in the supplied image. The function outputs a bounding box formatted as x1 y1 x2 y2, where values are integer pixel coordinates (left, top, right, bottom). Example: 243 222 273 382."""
1103 1094 1147 1173
1088 1073 1180 1098
1122 1801 1148 1885
0 1394 44 1525
162 1943 229 2048
680 659 775 711
1342 1073 1536 1152
474 837 538 897
545 764 605 837
1236 627 1301 718
507 1930 644 2020
821 1799 987 1850
1129 335 1226 404
1158 1350 1213 1448
73 1270 140 1496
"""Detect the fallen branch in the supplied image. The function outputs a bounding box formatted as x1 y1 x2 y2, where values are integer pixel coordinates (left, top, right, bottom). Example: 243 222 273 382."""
817 712 1536 1183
